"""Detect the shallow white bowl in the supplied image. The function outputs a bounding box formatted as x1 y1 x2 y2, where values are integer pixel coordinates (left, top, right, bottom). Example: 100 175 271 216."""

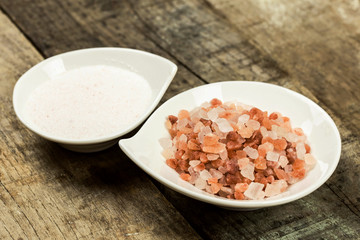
13 48 177 152
119 81 341 210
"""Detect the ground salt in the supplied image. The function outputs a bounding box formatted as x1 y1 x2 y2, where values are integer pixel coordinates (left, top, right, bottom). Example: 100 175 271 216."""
25 65 152 139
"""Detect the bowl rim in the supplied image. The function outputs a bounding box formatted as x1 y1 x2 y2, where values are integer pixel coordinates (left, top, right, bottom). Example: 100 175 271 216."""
119 81 342 208
13 47 178 145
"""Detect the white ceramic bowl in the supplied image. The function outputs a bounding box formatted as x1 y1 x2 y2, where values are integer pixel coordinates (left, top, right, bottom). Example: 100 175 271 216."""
13 48 177 152
119 81 341 210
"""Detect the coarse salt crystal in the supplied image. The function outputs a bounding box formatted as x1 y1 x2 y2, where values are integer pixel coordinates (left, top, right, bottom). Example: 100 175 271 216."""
207 154 219 161
244 182 265 200
296 142 306 160
279 156 289 168
266 151 280 162
219 149 228 160
246 119 260 130
243 146 259 159
200 170 212 180
240 162 255 181
209 169 223 179
194 177 207 190
215 118 233 133
189 160 201 167
237 114 250 125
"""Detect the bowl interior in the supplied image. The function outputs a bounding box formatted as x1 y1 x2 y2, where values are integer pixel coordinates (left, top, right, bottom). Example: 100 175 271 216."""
13 48 177 145
119 81 341 209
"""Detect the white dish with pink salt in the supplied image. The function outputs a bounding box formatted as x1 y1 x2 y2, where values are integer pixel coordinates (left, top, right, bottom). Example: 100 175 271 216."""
13 48 177 152
119 81 341 210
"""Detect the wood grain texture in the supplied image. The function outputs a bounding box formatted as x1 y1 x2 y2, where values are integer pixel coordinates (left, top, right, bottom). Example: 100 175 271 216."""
0 9 200 240
0 0 359 239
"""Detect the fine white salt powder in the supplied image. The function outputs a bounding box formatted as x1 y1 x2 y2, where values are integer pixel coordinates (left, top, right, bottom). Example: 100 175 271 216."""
25 65 152 139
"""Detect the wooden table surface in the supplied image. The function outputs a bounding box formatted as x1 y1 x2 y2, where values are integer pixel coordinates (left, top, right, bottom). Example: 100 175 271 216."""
1 0 359 239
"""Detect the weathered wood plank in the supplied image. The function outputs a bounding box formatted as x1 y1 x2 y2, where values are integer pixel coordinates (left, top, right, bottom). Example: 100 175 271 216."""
0 9 200 240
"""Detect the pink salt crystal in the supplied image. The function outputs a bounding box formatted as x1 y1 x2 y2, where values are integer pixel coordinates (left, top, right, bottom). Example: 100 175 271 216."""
244 182 265 200
284 164 293 173
286 132 298 142
266 151 280 162
215 118 233 133
238 157 250 170
177 118 189 130
260 126 268 138
246 119 260 130
207 107 224 121
272 125 288 138
238 114 250 125
200 170 212 180
189 160 201 167
296 142 306 160
264 183 280 197
278 156 289 168
202 143 226 154
274 179 288 192
304 153 316 168
211 123 228 139
200 108 210 119
159 138 173 149
194 122 205 133
220 186 233 195
219 149 228 160
198 126 212 144
205 185 212 194
194 177 207 190
209 168 223 179
207 154 219 161
165 119 172 130
188 166 195 175
238 126 254 138
189 172 199 184
162 148 175 159
179 134 187 143
218 166 228 174
243 146 259 159
267 130 278 140
240 162 255 181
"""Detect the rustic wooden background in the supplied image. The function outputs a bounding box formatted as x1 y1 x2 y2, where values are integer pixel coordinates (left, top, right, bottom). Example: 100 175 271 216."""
1 0 359 239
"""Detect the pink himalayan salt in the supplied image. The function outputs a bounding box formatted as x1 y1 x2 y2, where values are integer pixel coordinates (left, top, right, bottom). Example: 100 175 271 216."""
194 177 207 190
209 168 223 179
264 180 288 197
279 156 289 168
25 65 152 139
215 118 233 133
240 162 255 181
266 151 280 162
243 146 259 159
238 157 250 170
207 154 219 161
237 114 250 125
238 126 254 138
244 182 265 200
304 153 316 169
219 149 228 160
189 160 201 167
220 186 233 195
260 126 268 138
194 121 205 133
246 119 260 130
200 170 213 180
177 118 189 130
296 142 306 160
198 126 212 144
